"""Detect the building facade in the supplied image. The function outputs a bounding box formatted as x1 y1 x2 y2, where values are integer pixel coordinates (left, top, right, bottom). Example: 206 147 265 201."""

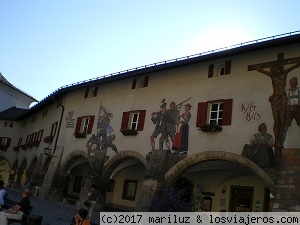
0 32 300 212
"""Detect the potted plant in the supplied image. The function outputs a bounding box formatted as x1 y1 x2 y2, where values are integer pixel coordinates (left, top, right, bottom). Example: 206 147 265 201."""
199 123 222 133
13 146 20 152
43 136 54 144
121 129 138 136
73 132 87 138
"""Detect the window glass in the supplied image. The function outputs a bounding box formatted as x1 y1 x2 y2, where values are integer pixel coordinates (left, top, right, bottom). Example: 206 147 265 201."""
82 117 90 133
129 112 139 130
209 102 223 125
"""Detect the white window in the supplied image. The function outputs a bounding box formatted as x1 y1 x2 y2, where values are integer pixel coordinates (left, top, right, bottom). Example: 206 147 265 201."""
75 116 95 134
121 110 146 131
132 76 149 89
129 112 140 130
82 117 90 133
196 99 232 127
208 102 223 125
219 65 226 76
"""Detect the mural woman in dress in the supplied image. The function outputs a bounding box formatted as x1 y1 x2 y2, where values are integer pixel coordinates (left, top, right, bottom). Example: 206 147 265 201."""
172 103 192 154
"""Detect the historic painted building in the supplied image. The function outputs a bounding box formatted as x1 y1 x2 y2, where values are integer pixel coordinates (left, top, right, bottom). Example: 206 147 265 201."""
0 31 299 212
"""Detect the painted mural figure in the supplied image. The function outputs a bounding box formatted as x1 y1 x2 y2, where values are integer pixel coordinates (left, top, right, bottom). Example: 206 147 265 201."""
242 123 275 167
284 77 300 131
96 106 114 150
248 55 300 147
86 134 100 156
101 134 118 153
166 101 180 143
172 103 192 154
150 99 175 151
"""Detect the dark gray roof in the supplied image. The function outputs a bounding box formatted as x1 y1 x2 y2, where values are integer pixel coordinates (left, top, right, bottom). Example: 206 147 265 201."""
0 106 29 120
0 73 37 102
10 30 300 120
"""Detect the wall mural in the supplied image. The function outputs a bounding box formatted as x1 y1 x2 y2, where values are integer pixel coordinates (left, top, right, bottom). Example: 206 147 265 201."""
150 98 192 155
86 104 118 158
241 102 261 122
66 111 76 128
248 53 300 166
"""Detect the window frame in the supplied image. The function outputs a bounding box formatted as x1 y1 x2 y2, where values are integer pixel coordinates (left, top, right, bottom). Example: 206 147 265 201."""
208 60 231 78
75 116 95 134
196 99 233 127
208 101 223 125
120 110 146 131
132 76 149 89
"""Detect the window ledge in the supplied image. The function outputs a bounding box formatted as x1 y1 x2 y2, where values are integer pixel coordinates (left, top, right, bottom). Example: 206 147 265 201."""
43 136 54 143
74 133 87 138
199 124 222 133
121 130 138 136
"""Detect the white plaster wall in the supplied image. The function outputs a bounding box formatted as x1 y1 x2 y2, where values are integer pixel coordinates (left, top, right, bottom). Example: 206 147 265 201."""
56 42 300 161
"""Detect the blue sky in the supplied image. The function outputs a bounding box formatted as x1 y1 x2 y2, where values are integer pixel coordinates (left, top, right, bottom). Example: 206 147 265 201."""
1 1 300 102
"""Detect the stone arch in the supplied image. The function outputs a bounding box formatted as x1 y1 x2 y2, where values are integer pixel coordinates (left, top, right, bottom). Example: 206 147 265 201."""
60 150 89 174
164 151 277 194
102 150 150 179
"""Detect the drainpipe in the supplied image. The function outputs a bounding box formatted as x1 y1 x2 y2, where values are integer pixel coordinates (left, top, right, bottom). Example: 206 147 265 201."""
52 96 65 156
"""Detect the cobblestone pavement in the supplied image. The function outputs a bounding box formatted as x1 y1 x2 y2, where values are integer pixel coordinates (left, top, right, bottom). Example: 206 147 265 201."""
5 188 100 225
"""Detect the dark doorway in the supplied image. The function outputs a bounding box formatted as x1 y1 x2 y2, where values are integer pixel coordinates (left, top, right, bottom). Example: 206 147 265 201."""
229 186 253 212
174 177 193 203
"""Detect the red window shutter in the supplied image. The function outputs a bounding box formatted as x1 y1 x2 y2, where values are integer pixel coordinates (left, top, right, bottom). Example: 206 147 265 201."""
137 110 146 131
84 88 89 98
225 60 231 75
196 102 208 127
222 99 233 125
143 76 149 87
87 116 95 134
208 64 214 78
75 117 83 133
132 79 137 89
121 112 130 131
93 87 98 97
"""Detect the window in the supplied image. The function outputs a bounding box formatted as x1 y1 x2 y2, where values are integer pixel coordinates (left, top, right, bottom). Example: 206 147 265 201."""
75 116 95 134
122 179 137 201
132 76 149 89
84 87 98 98
0 137 11 148
4 122 13 128
32 132 37 141
196 99 233 126
42 109 48 117
208 60 231 78
209 102 223 125
50 122 58 137
31 116 36 123
120 110 146 131
18 137 23 146
37 130 44 142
